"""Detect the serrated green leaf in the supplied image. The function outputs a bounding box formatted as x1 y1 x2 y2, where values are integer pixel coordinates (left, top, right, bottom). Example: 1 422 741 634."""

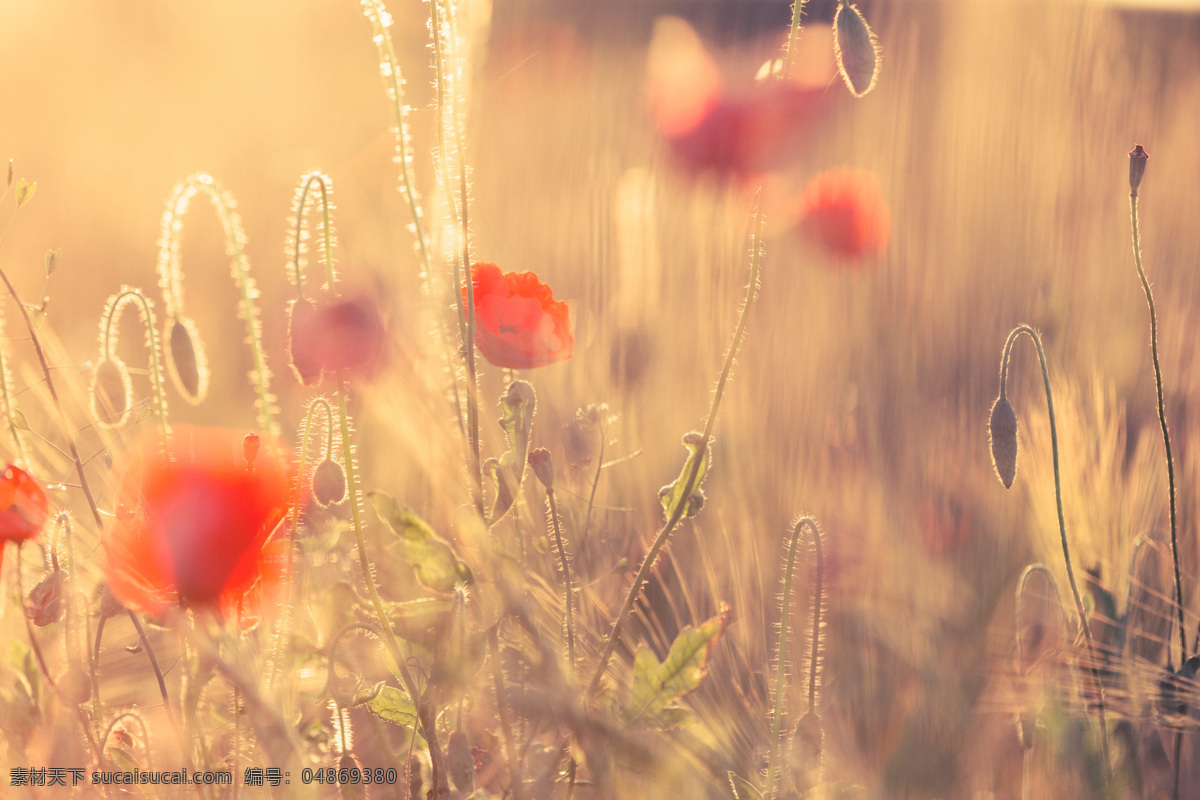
658 432 710 519
622 605 731 728
369 492 474 592
728 772 762 800
489 381 536 525
362 685 418 728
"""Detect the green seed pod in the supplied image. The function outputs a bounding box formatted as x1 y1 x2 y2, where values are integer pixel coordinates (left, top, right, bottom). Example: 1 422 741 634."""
313 459 347 507
90 357 133 429
165 316 209 404
447 730 475 792
989 396 1019 489
833 2 881 98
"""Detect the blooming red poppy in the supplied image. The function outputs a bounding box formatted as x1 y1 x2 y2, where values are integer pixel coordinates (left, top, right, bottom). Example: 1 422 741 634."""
0 464 49 574
103 426 291 620
797 168 890 264
288 290 386 387
466 262 573 369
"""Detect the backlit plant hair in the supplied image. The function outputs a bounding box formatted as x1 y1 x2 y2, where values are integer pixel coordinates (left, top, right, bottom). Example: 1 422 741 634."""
156 172 279 439
0 303 29 466
286 171 338 297
91 286 171 441
990 324 1110 781
764 515 826 799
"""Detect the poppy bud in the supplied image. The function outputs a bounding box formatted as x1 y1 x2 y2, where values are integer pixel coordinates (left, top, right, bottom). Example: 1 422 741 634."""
562 413 602 470
26 568 65 627
243 433 261 470
447 730 475 792
528 448 554 490
1129 145 1148 194
834 2 881 98
165 316 208 404
91 357 132 429
989 396 1019 489
313 459 347 507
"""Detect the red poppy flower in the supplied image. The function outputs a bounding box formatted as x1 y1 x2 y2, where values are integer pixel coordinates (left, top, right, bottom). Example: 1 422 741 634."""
288 290 386 387
0 464 49 574
103 426 291 620
797 168 890 263
466 262 573 369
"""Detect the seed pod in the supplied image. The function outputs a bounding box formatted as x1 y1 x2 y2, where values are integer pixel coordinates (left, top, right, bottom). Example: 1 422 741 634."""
989 396 1019 488
91 357 133 429
528 448 555 490
447 730 475 792
165 316 208 404
26 569 66 627
833 2 881 98
338 753 366 800
1129 145 1148 194
313 459 347 507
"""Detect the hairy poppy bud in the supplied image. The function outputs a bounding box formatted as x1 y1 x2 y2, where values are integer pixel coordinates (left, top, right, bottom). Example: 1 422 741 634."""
313 459 347 507
288 298 323 386
26 568 65 627
91 357 133 429
97 582 125 619
1129 144 1148 194
528 448 555 490
989 396 1019 489
166 316 208 404
834 2 881 98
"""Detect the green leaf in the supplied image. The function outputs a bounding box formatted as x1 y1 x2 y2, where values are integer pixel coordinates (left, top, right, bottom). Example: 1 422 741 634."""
361 685 418 728
369 492 474 592
658 432 710 519
488 381 536 525
728 772 762 800
622 604 731 729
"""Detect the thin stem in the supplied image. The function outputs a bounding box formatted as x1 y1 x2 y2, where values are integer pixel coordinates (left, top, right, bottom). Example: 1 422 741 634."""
289 172 338 297
999 325 1111 780
765 519 806 799
100 288 171 441
588 193 766 698
547 488 577 674
487 628 522 800
1129 192 1185 663
782 0 808 80
336 387 447 794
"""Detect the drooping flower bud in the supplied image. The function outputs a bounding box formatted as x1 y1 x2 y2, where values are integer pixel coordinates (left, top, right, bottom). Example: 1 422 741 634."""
313 459 347 507
165 316 208 404
834 2 881 98
989 396 1019 489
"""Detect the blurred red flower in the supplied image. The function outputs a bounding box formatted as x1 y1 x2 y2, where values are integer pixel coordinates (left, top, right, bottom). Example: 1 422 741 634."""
0 464 49 573
103 426 291 620
288 290 385 386
646 17 832 177
797 168 890 263
466 262 573 369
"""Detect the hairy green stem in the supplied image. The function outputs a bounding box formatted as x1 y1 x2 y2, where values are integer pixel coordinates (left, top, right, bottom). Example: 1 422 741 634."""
547 488 577 673
999 325 1111 780
588 194 766 698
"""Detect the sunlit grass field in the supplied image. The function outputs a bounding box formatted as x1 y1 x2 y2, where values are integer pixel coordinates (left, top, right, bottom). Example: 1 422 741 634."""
2 1 1200 797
